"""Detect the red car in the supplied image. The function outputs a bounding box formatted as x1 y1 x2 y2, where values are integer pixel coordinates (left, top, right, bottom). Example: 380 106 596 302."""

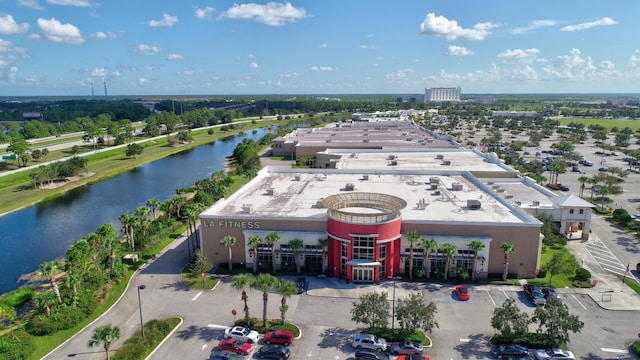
217 338 253 355
264 329 295 346
397 354 430 360
455 285 470 301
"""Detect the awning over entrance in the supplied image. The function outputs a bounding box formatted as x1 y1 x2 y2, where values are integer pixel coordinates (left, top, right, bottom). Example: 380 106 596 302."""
346 259 381 266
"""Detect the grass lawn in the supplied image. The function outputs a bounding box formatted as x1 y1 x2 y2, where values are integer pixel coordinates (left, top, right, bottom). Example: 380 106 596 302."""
526 245 578 288
557 117 640 131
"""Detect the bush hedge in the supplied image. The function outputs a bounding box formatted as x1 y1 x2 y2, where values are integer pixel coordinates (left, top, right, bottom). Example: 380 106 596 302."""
112 318 181 360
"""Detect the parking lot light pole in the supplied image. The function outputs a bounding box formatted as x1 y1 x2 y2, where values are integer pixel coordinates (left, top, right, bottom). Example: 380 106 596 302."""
138 284 146 339
391 276 401 331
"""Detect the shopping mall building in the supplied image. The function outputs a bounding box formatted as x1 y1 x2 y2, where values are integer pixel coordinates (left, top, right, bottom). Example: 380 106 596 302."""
199 144 594 283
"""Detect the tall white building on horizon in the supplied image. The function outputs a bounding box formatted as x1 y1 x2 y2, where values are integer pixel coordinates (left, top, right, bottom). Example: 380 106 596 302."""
425 86 461 102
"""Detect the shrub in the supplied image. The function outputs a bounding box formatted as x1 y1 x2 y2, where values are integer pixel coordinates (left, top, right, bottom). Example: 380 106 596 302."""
0 329 34 360
631 340 640 357
574 267 591 281
0 288 36 308
207 129 214 135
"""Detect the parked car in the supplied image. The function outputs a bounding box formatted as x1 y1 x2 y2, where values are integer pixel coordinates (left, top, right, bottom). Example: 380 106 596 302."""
224 326 259 343
352 333 389 351
455 285 471 301
354 349 385 360
571 166 581 173
217 338 253 355
541 287 562 304
559 185 570 191
295 277 306 294
256 344 290 359
523 284 546 306
492 344 532 358
598 166 608 172
264 329 294 346
532 348 575 359
397 354 430 360
210 350 241 360
636 262 640 273
390 341 423 355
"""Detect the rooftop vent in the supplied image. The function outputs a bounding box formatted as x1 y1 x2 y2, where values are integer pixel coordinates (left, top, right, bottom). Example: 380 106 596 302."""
487 181 495 185
266 188 275 196
345 183 356 191
532 200 540 206
363 139 370 143
331 132 336 136
388 154 396 160
316 198 325 208
496 188 505 193
451 182 463 191
242 204 253 214
504 194 513 199
362 175 369 180
515 200 522 206
389 160 398 166
293 175 301 181
325 139 332 143
430 184 438 190
430 177 439 184
436 154 444 159
467 200 481 210
442 160 451 165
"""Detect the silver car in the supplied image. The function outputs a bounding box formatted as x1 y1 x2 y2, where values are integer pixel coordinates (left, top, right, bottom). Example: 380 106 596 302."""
389 341 423 355
352 333 389 352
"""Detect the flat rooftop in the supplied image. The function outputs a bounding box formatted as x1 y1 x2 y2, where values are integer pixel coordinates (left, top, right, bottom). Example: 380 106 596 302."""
329 149 512 173
203 167 535 225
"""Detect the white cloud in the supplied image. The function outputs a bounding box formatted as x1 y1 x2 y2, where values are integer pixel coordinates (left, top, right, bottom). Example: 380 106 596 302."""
420 13 498 41
248 54 255 59
447 45 473 56
360 44 375 50
310 66 336 72
561 17 617 31
134 44 161 55
221 2 309 26
149 14 179 27
542 48 596 80
136 77 149 86
0 14 30 34
512 20 557 34
17 0 43 10
319 43 327 48
178 70 194 75
386 68 414 82
280 72 299 78
93 31 117 39
46 0 97 6
0 38 29 82
249 62 258 69
631 50 640 67
167 53 183 60
498 48 540 59
91 67 106 77
194 6 214 20
36 18 84 44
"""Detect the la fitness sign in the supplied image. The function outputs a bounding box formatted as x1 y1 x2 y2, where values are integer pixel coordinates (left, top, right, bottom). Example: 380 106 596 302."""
203 219 261 229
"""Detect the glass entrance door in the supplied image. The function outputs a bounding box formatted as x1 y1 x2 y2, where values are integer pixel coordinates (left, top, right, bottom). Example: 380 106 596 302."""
352 266 374 283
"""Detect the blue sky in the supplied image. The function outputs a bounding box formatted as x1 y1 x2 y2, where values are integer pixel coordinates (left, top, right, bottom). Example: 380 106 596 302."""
0 0 639 96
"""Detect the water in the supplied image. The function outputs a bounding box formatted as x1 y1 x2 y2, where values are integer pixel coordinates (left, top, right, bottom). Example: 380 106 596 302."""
0 129 270 294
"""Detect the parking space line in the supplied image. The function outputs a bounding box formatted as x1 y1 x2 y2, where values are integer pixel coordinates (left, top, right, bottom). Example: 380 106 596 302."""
192 291 203 301
601 347 629 354
570 294 587 310
484 290 497 307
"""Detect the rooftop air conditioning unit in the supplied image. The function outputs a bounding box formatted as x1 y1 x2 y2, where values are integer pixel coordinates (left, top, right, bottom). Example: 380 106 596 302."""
266 188 275 195
388 155 396 160
467 200 481 210
452 182 463 191
436 154 444 159
430 177 439 184
293 175 301 181
362 175 369 180
390 160 398 166
430 184 438 190
316 198 325 208
505 194 513 199
331 132 336 136
515 200 522 206
242 204 253 214
442 160 451 165
325 139 332 143
345 183 355 191
532 200 540 206
363 139 369 143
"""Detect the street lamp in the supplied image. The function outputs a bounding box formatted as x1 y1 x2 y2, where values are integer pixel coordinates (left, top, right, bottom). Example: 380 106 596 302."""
390 276 401 331
137 284 146 339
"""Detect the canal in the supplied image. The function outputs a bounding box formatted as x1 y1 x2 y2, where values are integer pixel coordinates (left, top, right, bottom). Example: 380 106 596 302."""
0 129 270 294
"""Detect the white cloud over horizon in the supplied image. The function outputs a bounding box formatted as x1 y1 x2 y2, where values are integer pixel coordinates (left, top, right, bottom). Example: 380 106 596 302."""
448 45 474 56
134 44 161 55
221 2 309 26
561 17 617 31
420 13 498 41
35 18 84 44
149 14 179 27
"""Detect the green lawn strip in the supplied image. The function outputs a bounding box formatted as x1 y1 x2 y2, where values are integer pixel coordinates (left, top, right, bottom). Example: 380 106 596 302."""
557 117 640 131
0 120 279 215
111 317 182 360
619 275 640 295
526 246 576 288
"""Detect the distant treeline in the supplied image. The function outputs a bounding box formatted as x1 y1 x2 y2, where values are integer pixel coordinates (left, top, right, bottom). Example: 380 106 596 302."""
0 99 151 122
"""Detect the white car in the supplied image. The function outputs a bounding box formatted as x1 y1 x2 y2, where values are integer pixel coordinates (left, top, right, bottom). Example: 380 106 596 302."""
533 348 575 360
223 326 259 343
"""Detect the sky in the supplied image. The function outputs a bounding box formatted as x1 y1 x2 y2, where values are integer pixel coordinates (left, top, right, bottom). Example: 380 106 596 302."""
0 0 639 96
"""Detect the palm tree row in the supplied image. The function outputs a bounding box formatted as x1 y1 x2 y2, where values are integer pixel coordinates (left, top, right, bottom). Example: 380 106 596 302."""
231 273 298 328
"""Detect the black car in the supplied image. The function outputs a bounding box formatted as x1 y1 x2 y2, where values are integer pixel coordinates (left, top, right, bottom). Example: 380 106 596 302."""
257 344 290 359
354 349 384 360
296 277 306 294
492 344 531 358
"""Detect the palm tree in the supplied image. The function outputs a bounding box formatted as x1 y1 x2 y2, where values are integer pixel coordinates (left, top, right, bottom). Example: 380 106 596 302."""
221 235 237 272
577 175 590 198
147 198 161 220
264 232 280 274
467 240 485 282
251 273 277 326
34 291 57 316
119 212 136 252
248 235 261 274
66 273 81 306
420 237 438 279
440 243 457 280
88 324 120 360
231 273 254 326
500 242 516 281
274 279 298 325
288 238 304 274
39 261 62 303
318 238 328 274
405 231 422 281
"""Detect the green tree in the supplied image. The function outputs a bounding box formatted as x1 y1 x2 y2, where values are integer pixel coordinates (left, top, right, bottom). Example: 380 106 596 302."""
274 279 298 325
231 273 254 326
252 273 277 326
490 298 529 342
350 290 389 329
39 261 62 303
405 231 422 281
7 136 30 167
467 239 485 282
34 290 57 316
88 324 120 360
146 198 161 220
288 238 304 274
500 242 516 281
395 292 439 333
221 235 237 272
125 143 143 158
420 237 438 279
248 235 261 274
119 212 137 251
318 238 329 274
577 176 590 198
264 232 280 274
543 252 576 285
191 252 214 279
440 243 457 280
530 297 584 346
